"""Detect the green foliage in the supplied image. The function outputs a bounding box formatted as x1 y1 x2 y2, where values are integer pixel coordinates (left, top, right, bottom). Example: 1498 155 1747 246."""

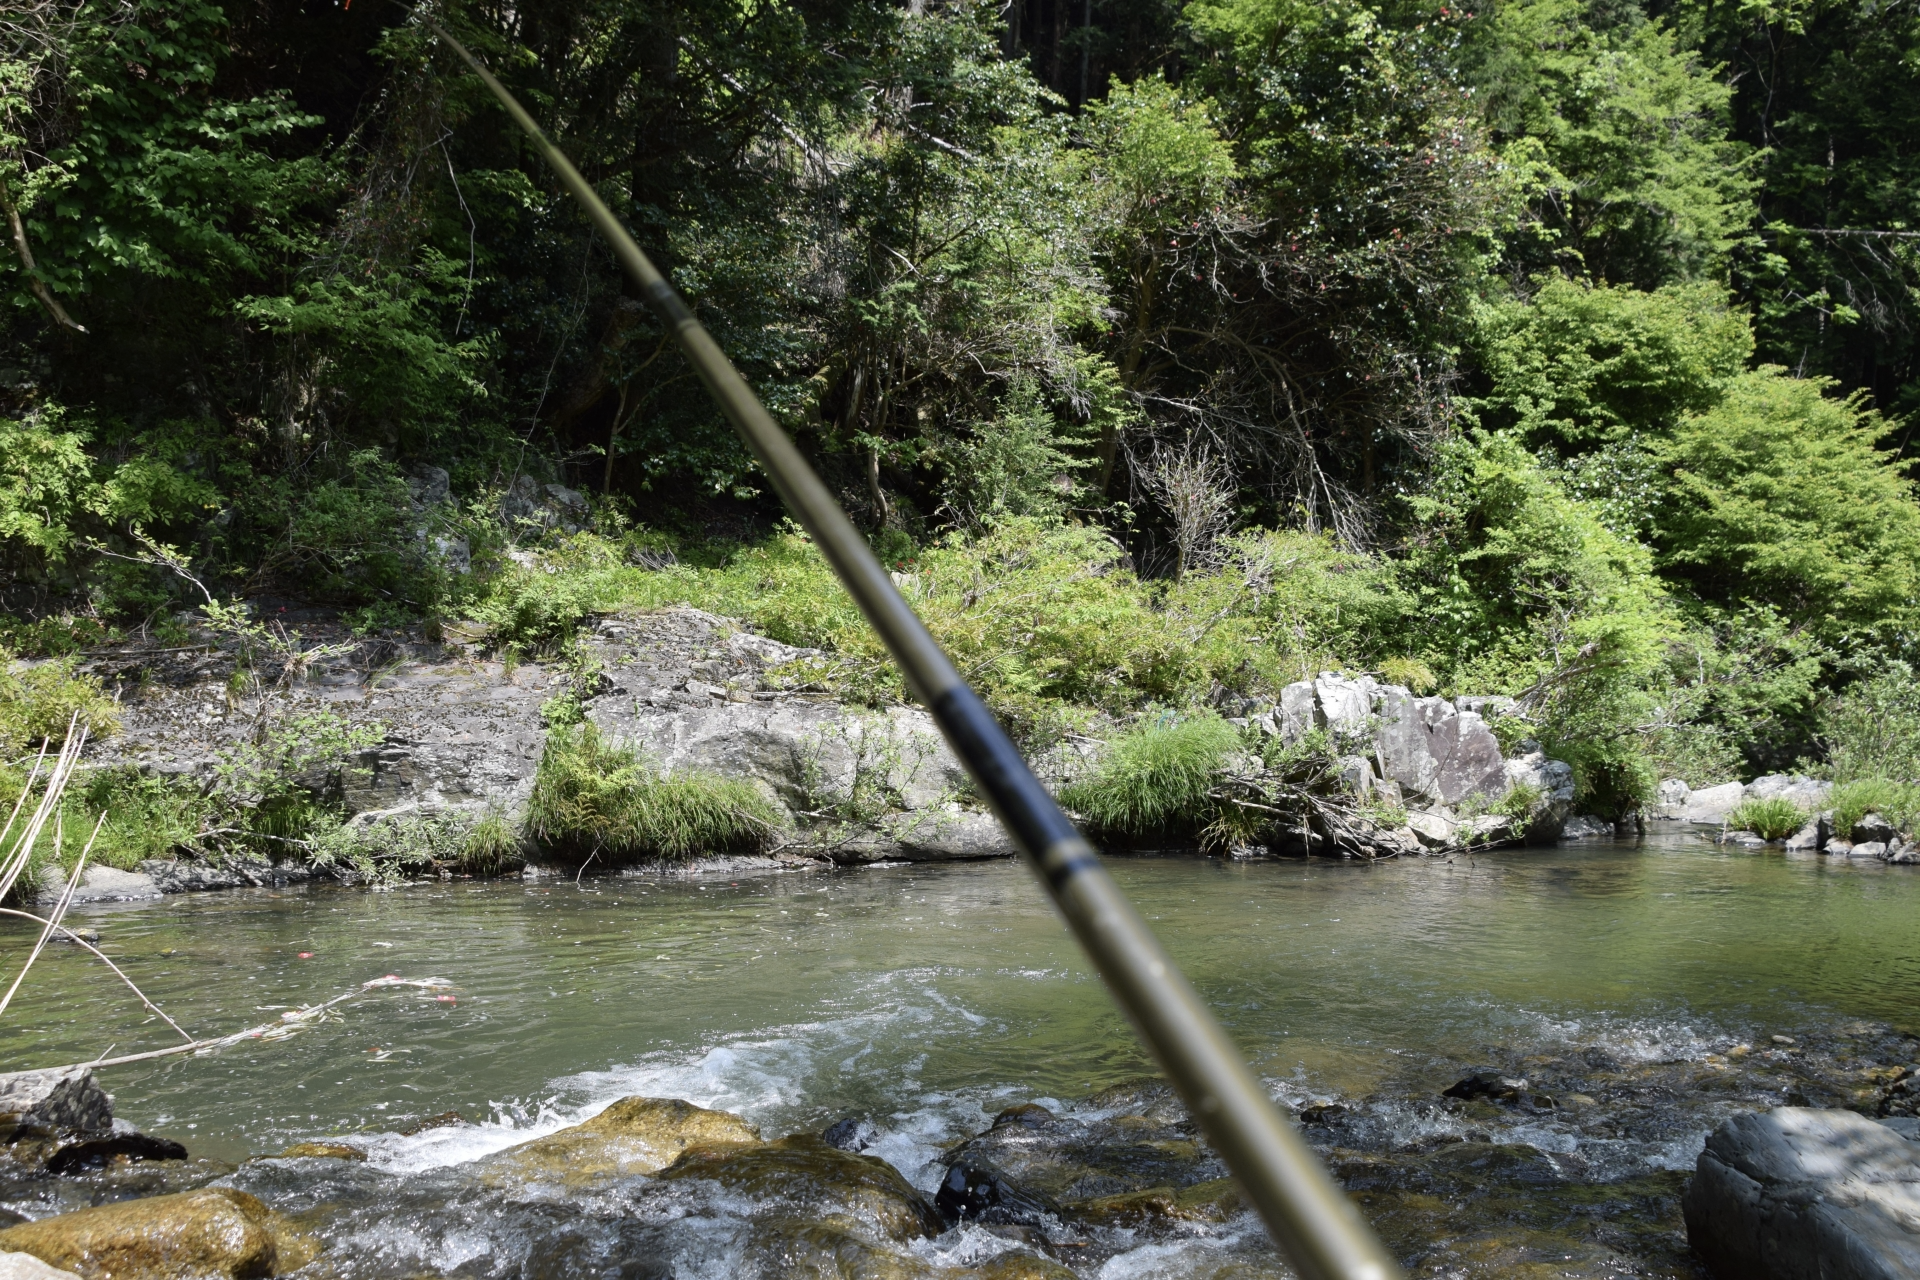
1059 713 1240 836
1728 795 1807 840
308 811 487 887
1821 666 1920 785
526 723 779 863
1465 0 1757 283
1829 779 1920 841
1654 370 1920 642
0 653 119 753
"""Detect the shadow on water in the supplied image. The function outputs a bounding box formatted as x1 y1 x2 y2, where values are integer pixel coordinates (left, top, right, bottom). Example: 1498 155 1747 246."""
1 828 1915 1276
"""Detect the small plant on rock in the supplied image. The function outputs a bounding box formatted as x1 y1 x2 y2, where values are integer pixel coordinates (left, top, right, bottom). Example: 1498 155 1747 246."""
1728 795 1807 841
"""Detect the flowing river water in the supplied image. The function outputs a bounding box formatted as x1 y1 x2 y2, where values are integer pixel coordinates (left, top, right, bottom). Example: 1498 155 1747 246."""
2 830 1917 1278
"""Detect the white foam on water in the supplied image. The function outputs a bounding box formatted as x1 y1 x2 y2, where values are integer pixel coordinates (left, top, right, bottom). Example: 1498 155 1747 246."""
355 966 1017 1181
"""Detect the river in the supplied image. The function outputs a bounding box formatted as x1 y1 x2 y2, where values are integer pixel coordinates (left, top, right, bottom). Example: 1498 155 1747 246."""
3 829 1916 1277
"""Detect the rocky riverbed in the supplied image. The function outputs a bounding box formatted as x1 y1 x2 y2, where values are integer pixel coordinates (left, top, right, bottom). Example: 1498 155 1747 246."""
2 1014 1918 1279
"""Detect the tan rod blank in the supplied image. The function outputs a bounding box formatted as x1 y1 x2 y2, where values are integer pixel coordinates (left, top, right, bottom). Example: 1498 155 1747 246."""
425 20 1402 1280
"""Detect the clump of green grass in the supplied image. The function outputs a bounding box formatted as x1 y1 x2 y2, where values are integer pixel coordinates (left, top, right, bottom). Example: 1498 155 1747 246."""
460 812 523 875
1829 778 1920 840
1059 713 1240 837
1728 795 1807 841
526 723 779 862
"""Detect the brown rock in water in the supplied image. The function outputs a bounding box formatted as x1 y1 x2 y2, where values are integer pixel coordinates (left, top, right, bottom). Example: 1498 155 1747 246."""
274 1142 366 1161
0 1188 316 1280
483 1096 759 1187
660 1134 943 1242
957 1255 1077 1280
1067 1177 1244 1227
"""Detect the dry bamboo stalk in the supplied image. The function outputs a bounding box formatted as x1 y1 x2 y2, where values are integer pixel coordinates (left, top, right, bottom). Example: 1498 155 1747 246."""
0 718 90 902
18 975 451 1073
0 907 194 1043
0 810 105 1019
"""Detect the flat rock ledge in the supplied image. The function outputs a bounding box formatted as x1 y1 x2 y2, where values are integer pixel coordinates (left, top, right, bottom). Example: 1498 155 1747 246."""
74 606 1577 886
1683 1107 1920 1280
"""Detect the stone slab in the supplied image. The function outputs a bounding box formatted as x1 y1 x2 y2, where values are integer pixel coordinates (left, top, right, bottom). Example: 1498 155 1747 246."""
1683 1107 1920 1280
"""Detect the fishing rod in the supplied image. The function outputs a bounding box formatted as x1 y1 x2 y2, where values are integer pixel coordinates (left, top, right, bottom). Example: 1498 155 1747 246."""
423 20 1401 1280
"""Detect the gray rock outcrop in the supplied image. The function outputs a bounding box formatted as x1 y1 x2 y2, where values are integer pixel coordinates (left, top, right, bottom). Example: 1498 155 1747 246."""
0 1069 112 1135
1684 1107 1920 1280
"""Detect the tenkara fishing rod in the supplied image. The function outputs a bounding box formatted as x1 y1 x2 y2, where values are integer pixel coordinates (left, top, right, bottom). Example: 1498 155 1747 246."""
424 20 1401 1280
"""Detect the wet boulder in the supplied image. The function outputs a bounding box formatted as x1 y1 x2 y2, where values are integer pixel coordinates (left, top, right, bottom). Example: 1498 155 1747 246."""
1064 1177 1243 1227
820 1117 878 1153
0 1187 315 1280
482 1096 760 1187
934 1158 1061 1227
1443 1071 1531 1105
957 1254 1077 1280
659 1134 943 1242
1683 1106 1920 1280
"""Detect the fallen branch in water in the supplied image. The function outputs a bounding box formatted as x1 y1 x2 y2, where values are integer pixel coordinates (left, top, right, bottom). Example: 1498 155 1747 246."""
0 907 195 1043
16 975 453 1073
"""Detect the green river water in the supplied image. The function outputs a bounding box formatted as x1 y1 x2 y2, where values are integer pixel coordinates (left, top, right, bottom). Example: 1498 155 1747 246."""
1 831 1916 1277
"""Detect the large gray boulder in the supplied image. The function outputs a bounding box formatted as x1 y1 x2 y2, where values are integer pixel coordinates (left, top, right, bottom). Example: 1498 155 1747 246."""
1748 774 1833 811
1685 781 1747 824
1683 1107 1920 1280
0 1069 112 1134
1373 684 1441 801
1423 702 1508 804
1503 747 1575 842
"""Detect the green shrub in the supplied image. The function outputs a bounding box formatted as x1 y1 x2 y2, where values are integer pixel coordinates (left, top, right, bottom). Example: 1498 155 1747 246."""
1829 778 1920 841
1059 713 1240 837
1821 666 1920 785
526 723 779 862
0 655 121 753
1727 795 1806 841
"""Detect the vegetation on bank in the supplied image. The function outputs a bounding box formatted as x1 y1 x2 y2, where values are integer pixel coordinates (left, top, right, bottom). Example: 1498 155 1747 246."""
5 0 1920 861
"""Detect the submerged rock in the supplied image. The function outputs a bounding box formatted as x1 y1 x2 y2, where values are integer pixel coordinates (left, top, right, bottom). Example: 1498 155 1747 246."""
483 1096 759 1187
272 1142 365 1161
0 1188 315 1280
1683 1106 1920 1280
659 1134 944 1242
820 1117 877 1153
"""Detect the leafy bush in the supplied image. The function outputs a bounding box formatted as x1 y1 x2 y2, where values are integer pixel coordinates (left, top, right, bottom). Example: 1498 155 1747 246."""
1829 779 1920 842
1059 713 1240 837
1727 795 1806 841
526 724 779 862
1821 666 1920 785
0 656 121 753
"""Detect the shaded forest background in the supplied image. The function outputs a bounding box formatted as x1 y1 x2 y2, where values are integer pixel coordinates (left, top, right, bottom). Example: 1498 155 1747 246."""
6 0 1920 815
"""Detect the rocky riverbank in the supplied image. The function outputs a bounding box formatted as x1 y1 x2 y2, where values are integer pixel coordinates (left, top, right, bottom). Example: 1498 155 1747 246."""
41 606 1593 898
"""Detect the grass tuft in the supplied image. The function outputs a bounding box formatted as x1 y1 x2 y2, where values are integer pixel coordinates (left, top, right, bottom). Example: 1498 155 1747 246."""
1059 713 1240 837
1727 795 1807 841
526 723 779 862
1829 778 1920 840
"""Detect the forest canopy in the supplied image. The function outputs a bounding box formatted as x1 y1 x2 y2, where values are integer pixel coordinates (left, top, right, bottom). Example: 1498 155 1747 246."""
4 0 1920 811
